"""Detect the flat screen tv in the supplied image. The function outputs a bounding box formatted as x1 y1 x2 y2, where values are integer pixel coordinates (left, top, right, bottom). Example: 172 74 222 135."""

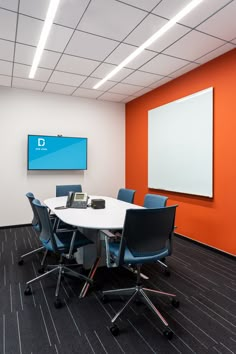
27 135 87 170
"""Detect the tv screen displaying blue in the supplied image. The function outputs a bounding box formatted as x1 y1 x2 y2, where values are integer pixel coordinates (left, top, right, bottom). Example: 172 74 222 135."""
27 135 87 170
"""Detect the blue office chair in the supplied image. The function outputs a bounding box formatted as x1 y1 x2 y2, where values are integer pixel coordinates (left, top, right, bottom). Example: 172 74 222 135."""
117 188 136 204
56 184 82 197
143 193 168 208
18 193 49 269
143 193 170 274
101 206 179 339
24 199 93 308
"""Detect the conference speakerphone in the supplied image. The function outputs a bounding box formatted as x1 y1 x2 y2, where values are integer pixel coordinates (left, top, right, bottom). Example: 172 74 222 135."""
91 199 105 209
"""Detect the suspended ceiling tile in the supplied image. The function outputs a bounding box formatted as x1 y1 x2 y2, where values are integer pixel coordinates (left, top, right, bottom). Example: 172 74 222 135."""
39 50 61 70
15 43 61 69
17 15 73 52
13 63 52 81
45 24 74 52
19 0 49 20
122 70 163 86
149 76 173 88
98 92 127 102
17 15 43 47
0 0 18 11
0 8 17 41
65 31 118 61
196 44 236 65
125 13 167 47
55 0 91 28
19 0 91 28
0 60 12 76
120 0 161 12
44 82 75 95
105 44 157 70
56 54 100 76
169 62 200 79
153 0 231 28
0 39 14 61
49 71 85 87
80 77 116 91
109 82 144 95
132 86 154 96
0 74 11 87
148 23 191 53
140 53 189 76
121 95 137 103
77 0 146 41
197 1 236 42
92 63 133 81
164 30 225 61
72 87 102 99
152 0 194 22
12 77 45 91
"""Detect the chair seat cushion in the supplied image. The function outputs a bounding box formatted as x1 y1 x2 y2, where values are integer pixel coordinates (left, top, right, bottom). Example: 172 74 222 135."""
109 242 169 265
40 230 93 253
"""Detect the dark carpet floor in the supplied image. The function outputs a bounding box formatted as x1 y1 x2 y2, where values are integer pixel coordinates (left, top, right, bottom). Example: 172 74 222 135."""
0 225 235 354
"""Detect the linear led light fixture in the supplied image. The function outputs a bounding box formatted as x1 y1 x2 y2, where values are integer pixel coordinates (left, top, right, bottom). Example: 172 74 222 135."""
93 0 204 89
29 0 60 79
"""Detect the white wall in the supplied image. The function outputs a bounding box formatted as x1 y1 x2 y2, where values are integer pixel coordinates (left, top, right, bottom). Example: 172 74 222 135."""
0 87 125 227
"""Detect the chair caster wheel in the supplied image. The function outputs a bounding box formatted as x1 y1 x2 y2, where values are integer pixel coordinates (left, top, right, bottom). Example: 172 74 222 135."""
163 328 173 339
110 324 119 336
38 267 45 274
171 298 180 308
24 286 32 296
54 298 63 309
18 259 24 266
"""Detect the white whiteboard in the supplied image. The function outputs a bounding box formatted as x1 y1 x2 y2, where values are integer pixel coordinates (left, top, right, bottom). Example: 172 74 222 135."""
148 87 213 197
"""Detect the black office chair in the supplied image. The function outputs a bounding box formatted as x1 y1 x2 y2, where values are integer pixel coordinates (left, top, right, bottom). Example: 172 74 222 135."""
143 193 170 274
18 192 49 270
56 184 82 197
24 199 93 308
101 206 179 339
117 188 136 204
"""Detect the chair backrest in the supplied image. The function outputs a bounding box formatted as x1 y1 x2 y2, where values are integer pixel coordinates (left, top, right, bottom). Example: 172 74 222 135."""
118 206 177 266
26 192 40 231
143 194 168 208
117 188 136 204
32 199 58 252
56 184 82 197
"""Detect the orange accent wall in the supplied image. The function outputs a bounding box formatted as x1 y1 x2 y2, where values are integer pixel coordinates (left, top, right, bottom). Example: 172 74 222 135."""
126 49 236 256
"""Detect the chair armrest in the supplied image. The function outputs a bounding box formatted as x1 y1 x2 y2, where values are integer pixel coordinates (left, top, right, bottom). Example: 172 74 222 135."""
56 228 75 234
100 230 119 268
100 229 117 239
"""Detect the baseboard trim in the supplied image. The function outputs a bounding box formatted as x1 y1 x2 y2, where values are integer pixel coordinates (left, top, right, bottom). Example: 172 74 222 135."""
0 223 31 230
175 233 235 259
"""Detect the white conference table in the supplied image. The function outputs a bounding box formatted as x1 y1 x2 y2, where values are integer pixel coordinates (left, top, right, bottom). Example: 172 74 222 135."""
44 196 143 297
44 195 143 230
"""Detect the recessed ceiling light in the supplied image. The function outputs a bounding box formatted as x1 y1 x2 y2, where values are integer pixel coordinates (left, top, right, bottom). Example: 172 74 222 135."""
93 0 204 89
29 0 60 79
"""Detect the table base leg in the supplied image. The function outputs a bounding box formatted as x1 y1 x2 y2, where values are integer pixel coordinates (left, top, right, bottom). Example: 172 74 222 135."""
79 257 100 298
